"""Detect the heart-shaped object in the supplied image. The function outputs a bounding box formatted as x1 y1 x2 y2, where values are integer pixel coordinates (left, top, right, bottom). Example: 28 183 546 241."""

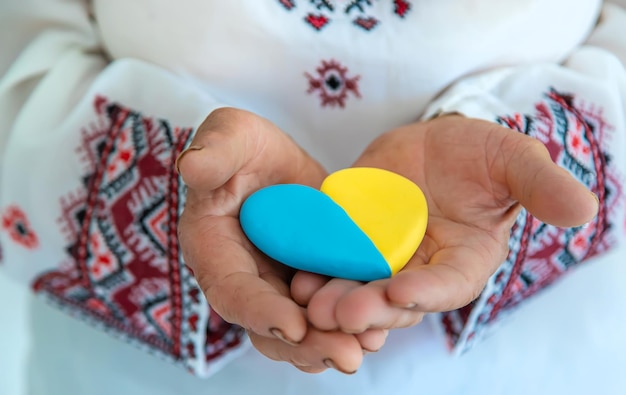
239 167 428 281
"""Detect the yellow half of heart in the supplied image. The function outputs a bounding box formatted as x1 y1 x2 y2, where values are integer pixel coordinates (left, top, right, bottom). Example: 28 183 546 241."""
320 167 428 275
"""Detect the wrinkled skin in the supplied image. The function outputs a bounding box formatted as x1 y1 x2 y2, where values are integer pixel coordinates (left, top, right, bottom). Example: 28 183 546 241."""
178 109 597 373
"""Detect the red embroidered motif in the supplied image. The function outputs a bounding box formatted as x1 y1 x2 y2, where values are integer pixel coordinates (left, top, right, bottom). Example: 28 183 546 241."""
33 96 244 373
305 13 331 30
441 88 624 352
354 16 379 31
1 205 39 250
279 0 296 10
279 0 411 31
306 59 361 108
394 0 411 17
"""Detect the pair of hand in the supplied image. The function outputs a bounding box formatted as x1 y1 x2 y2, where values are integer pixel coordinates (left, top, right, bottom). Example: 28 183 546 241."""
177 108 598 374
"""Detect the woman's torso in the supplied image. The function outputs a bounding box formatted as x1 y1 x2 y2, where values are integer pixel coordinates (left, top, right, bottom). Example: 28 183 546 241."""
93 0 601 169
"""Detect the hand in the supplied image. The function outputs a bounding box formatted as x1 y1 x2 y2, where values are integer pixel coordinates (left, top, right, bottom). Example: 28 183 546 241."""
294 114 598 334
177 108 386 373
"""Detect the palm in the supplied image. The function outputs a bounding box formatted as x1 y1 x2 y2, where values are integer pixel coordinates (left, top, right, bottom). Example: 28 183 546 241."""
178 108 386 373
178 108 327 329
351 115 598 311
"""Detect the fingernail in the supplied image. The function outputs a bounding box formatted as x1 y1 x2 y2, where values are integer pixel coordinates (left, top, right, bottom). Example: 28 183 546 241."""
590 191 600 206
344 327 366 335
184 264 195 276
323 358 357 375
391 302 417 309
362 347 379 354
269 327 301 347
175 145 203 175
427 110 464 121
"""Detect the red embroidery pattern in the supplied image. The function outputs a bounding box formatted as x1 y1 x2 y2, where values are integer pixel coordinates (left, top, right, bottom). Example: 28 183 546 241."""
305 13 331 30
393 0 411 17
279 0 296 10
33 96 244 373
1 205 39 250
279 0 412 32
306 59 361 108
354 16 378 30
441 88 624 351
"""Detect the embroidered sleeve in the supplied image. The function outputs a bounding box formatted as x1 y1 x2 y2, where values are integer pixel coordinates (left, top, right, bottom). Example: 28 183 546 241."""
0 0 247 377
422 1 626 354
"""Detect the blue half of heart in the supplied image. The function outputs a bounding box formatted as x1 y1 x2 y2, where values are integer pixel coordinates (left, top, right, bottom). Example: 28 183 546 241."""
239 184 392 281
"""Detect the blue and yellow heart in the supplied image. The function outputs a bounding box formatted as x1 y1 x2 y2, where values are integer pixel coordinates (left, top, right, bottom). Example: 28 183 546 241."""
239 168 428 282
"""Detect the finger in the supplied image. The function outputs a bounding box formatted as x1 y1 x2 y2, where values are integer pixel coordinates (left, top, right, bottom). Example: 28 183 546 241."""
497 129 598 227
307 279 362 331
386 231 504 312
179 216 308 344
248 328 363 374
308 279 424 333
205 269 308 344
177 108 259 193
356 329 389 353
334 281 425 333
290 271 331 306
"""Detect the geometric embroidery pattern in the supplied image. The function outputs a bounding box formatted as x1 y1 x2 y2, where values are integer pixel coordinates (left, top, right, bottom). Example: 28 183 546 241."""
279 0 412 32
32 96 245 372
306 59 361 108
1 205 39 250
442 88 625 351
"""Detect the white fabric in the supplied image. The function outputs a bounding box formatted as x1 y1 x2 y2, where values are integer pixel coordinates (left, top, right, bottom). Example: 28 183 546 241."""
2 246 625 395
1 0 626 393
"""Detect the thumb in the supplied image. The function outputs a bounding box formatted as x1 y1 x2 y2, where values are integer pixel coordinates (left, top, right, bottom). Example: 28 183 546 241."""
502 131 599 227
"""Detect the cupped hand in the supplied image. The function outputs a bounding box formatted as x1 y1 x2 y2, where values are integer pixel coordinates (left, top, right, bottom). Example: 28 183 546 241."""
177 108 383 373
295 114 598 334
